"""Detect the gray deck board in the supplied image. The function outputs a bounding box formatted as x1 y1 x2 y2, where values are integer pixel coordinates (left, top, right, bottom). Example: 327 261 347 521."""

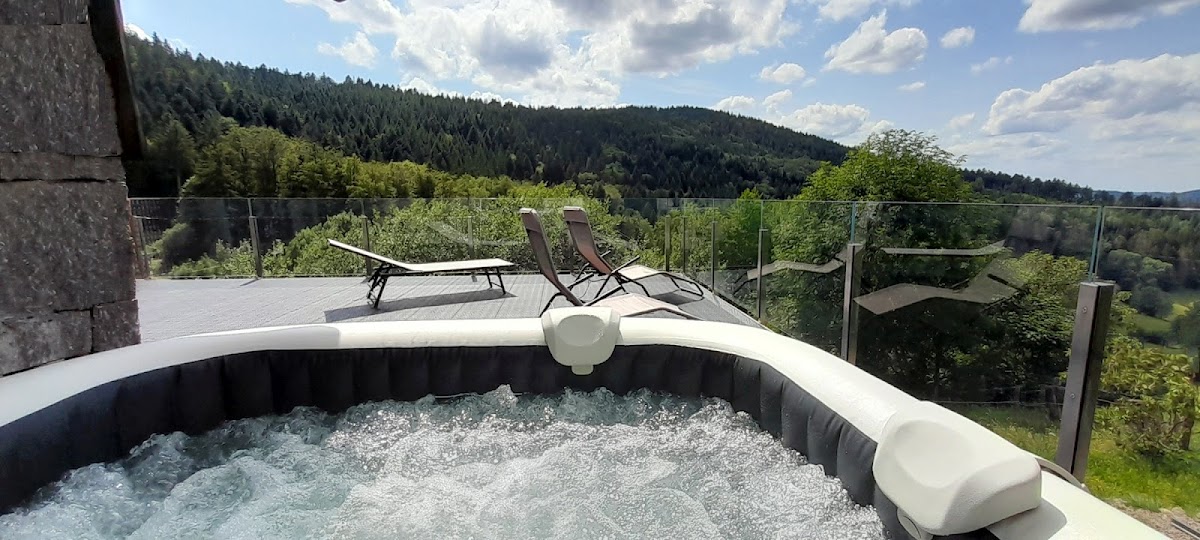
137 274 760 342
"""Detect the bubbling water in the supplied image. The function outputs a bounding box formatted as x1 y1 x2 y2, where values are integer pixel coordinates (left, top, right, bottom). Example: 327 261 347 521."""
0 386 883 539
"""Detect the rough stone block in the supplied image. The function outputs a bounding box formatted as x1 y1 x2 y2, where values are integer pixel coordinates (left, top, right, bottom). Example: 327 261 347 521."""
0 0 60 25
62 0 89 24
0 153 125 181
0 311 91 376
92 299 139 352
0 181 135 318
0 24 120 156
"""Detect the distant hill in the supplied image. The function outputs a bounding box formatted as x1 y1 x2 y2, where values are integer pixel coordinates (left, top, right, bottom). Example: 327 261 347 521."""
1106 190 1200 204
125 37 846 199
124 35 1175 205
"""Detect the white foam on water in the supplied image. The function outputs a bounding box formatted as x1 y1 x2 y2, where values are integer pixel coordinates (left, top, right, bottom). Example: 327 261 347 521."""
0 387 884 539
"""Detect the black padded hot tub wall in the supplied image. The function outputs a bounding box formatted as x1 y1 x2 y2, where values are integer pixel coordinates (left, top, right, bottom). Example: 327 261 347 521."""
0 345 994 539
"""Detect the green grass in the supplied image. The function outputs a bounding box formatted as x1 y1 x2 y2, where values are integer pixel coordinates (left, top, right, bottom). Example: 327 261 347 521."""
1170 289 1200 318
1130 312 1171 335
955 406 1200 515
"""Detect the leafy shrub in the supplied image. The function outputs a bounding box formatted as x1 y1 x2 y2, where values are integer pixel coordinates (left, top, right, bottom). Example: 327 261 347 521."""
1098 336 1199 458
167 241 256 277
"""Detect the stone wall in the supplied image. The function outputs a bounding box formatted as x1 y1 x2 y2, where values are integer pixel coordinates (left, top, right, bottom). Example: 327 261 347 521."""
0 0 140 375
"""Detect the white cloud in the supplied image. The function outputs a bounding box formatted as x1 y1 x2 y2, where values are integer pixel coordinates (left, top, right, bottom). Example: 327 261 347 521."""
401 77 443 95
983 53 1200 137
946 133 1065 161
946 112 976 131
898 81 925 91
824 11 927 74
763 89 793 110
125 23 150 40
1019 0 1200 32
939 26 975 48
714 95 757 112
808 0 918 22
759 63 807 84
778 102 872 138
287 0 795 107
317 32 380 68
401 77 515 104
970 55 1013 75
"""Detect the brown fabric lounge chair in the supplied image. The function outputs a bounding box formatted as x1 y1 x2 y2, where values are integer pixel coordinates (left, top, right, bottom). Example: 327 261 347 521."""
328 239 514 308
561 206 704 299
520 209 698 319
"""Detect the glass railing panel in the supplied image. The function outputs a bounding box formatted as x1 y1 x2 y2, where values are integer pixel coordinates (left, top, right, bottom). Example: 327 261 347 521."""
1090 206 1200 487
1096 207 1200 350
143 215 258 278
853 203 1101 459
701 198 763 315
367 198 474 272
758 200 856 354
658 199 731 290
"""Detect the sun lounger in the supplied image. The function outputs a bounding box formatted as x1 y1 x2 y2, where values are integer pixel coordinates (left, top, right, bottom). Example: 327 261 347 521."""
328 239 514 308
520 209 698 319
561 206 704 298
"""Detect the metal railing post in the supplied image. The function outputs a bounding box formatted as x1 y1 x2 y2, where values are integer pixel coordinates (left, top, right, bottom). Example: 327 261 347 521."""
840 243 864 364
131 213 150 278
1087 206 1106 281
467 215 476 260
1055 282 1116 481
361 216 373 277
664 217 672 272
756 228 769 320
681 214 690 276
248 216 263 278
710 221 718 290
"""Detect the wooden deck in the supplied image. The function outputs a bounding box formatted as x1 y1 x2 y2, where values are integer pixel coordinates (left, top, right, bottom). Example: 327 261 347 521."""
137 274 761 342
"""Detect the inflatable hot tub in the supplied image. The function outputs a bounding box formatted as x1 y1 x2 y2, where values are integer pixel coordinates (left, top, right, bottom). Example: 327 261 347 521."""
0 308 1162 539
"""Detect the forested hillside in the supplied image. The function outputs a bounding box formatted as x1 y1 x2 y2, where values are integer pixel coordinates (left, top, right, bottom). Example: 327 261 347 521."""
125 37 845 199
124 35 1187 205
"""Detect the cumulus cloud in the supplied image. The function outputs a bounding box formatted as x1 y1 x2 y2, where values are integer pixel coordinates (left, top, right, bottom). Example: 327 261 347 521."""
939 26 975 48
401 77 515 104
824 11 927 74
759 63 807 84
946 133 1065 161
808 0 919 22
946 112 976 131
1019 0 1200 32
970 56 1013 74
287 0 795 107
714 95 757 111
898 81 925 91
125 23 150 40
763 89 793 110
983 53 1200 137
779 102 873 138
317 32 380 68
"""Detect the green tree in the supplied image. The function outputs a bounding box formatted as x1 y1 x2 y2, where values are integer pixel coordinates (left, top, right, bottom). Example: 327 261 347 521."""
1130 285 1170 318
798 130 971 203
1175 303 1200 354
147 117 197 196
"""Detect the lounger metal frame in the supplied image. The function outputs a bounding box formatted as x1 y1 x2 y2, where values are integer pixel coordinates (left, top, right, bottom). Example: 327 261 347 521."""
328 240 513 308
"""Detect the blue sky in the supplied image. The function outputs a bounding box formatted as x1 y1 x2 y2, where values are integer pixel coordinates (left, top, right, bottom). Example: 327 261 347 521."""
123 0 1200 192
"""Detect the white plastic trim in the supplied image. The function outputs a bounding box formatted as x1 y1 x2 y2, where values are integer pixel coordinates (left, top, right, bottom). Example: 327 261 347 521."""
0 319 545 428
874 401 1042 536
541 307 621 375
614 318 918 439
